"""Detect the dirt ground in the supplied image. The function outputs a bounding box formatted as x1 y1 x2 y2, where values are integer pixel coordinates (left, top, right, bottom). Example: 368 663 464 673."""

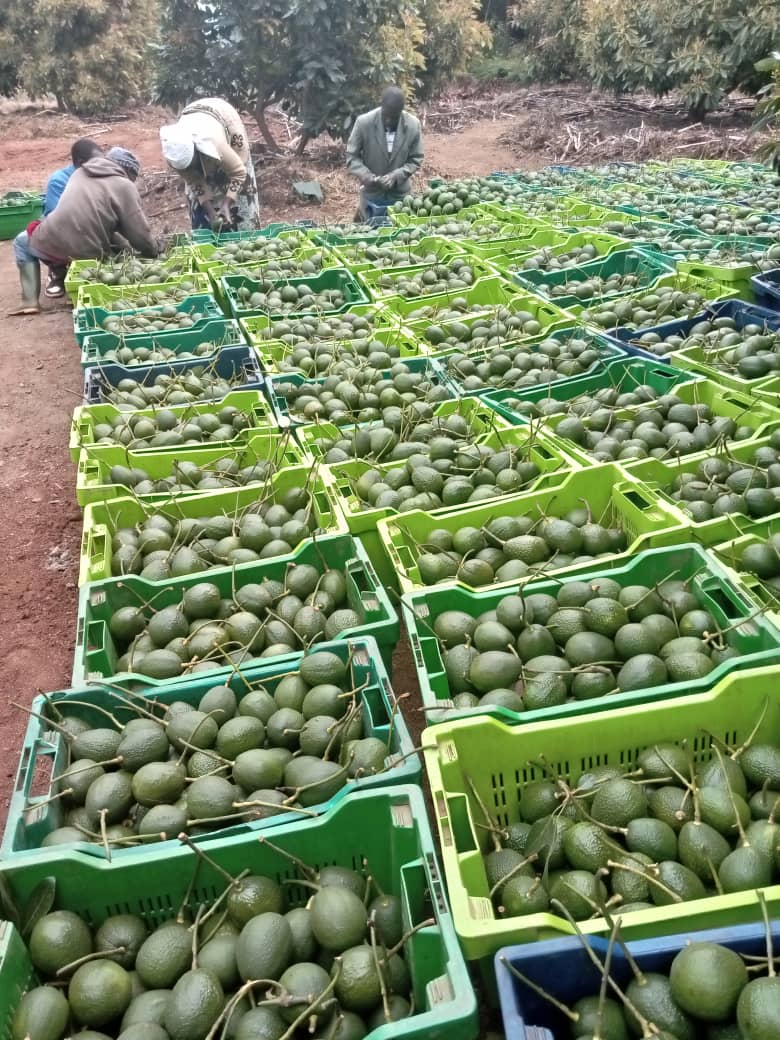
0 83 765 822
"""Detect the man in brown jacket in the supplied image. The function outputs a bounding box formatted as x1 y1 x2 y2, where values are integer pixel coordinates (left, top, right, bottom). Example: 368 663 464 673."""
11 147 158 315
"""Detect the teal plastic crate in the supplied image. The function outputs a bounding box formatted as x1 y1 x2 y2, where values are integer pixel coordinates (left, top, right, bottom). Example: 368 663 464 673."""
403 542 780 724
5 636 419 859
441 325 627 399
221 267 368 320
73 294 224 346
482 354 695 426
73 533 399 685
80 317 245 369
513 248 675 314
266 355 453 428
0 787 479 1040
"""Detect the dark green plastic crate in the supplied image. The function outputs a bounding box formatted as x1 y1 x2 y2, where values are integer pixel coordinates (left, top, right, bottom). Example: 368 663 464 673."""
73 533 399 684
5 636 419 859
0 787 479 1040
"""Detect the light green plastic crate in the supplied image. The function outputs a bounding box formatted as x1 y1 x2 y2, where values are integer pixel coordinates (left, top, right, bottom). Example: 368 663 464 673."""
379 462 689 594
74 428 305 506
78 467 345 585
422 663 780 970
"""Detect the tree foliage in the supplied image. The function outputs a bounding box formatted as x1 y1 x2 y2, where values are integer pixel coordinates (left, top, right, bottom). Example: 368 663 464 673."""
154 0 489 151
0 0 157 115
482 0 780 118
578 0 780 118
754 53 780 169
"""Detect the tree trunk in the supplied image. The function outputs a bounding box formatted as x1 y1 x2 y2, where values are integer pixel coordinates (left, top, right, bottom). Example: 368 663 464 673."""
294 130 311 156
254 96 280 151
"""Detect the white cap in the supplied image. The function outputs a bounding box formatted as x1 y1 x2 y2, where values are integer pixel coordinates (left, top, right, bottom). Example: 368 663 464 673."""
160 119 221 170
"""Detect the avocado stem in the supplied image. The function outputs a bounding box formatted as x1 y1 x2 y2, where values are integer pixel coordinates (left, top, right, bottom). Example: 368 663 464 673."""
488 853 539 899
550 898 658 1037
729 696 770 761
256 834 317 880
606 860 682 903
369 918 392 1023
177 832 239 887
465 773 502 852
55 945 128 977
194 869 250 934
384 916 435 958
499 956 579 1021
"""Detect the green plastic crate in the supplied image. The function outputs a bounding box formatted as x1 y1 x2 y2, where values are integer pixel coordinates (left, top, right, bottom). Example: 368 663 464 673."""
488 231 630 278
0 194 43 239
581 272 742 336
79 467 345 585
628 432 780 546
73 533 399 685
320 426 577 590
442 325 627 400
75 273 212 312
253 324 429 376
80 317 246 369
398 278 573 347
221 267 368 320
421 664 780 969
205 247 339 307
671 338 780 396
380 462 689 595
240 302 400 354
459 226 572 261
539 377 780 471
0 787 478 1040
64 247 197 305
403 542 780 724
388 203 514 228
296 395 516 464
482 198 645 233
360 257 499 306
266 356 453 428
74 428 305 507
191 228 314 271
70 388 273 462
713 520 780 630
332 235 469 274
514 249 675 315
5 637 419 858
0 925 34 1036
73 294 225 346
482 355 695 427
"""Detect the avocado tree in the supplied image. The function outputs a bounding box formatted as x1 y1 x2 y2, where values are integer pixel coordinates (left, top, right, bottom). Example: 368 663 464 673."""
154 0 490 152
578 0 780 119
0 0 156 115
754 53 780 170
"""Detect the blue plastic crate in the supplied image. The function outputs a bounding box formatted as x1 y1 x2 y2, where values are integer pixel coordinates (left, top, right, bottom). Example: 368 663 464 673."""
752 267 780 310
608 297 780 362
496 922 780 1040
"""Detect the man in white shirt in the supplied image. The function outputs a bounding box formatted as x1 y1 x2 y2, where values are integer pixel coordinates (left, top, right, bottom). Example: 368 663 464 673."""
346 86 424 221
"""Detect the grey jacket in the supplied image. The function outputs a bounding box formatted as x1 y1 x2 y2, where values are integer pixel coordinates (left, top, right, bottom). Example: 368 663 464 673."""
346 108 424 197
31 157 157 262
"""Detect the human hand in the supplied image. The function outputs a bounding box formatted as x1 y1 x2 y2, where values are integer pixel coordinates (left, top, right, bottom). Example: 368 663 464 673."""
218 199 234 225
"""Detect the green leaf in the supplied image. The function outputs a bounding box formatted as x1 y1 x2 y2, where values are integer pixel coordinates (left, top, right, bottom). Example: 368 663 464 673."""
0 873 21 930
20 877 56 938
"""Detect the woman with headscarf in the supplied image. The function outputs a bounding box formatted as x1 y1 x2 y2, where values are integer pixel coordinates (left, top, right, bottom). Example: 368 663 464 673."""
160 98 260 233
